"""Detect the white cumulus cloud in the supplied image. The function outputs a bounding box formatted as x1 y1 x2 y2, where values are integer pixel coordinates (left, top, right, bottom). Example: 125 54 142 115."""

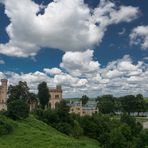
0 51 147 98
130 25 148 49
60 49 100 77
0 0 139 57
43 67 62 75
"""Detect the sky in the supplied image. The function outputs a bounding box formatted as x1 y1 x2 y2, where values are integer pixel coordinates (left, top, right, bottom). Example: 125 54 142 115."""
0 0 148 98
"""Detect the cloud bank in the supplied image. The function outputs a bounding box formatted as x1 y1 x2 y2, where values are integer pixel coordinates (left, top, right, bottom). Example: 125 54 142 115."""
0 50 147 98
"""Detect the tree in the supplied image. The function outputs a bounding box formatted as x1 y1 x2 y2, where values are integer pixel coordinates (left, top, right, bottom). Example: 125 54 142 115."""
119 95 137 115
80 95 89 106
7 81 30 103
38 82 50 109
7 100 29 120
136 129 148 148
55 100 73 124
120 114 143 136
109 127 127 148
136 94 146 116
72 120 83 138
97 95 115 114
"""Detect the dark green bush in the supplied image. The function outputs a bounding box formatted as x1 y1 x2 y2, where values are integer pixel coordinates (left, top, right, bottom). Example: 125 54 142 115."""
7 100 29 120
0 116 13 136
72 120 83 138
55 122 73 135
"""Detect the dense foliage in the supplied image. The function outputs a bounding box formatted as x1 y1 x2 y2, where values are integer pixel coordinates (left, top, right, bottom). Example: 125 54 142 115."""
96 94 147 115
7 81 30 103
0 115 13 136
7 100 29 120
97 95 115 114
36 100 83 138
35 100 148 148
7 81 31 120
80 95 89 106
38 82 50 109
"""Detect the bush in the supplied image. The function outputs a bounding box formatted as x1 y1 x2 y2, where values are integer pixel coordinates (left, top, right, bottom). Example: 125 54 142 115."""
0 116 13 136
7 100 29 120
55 122 73 135
120 114 143 136
136 129 148 148
72 120 83 138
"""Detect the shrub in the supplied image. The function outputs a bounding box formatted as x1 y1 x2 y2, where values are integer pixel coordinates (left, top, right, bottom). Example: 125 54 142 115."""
72 120 83 138
55 122 73 135
7 100 29 120
120 114 143 136
0 116 13 136
136 129 148 148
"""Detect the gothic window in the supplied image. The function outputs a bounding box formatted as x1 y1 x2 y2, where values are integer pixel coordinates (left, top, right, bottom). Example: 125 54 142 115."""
55 95 59 99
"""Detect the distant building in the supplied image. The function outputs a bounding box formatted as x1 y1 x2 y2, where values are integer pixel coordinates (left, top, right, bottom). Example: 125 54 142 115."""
49 85 62 109
0 79 8 110
69 100 99 116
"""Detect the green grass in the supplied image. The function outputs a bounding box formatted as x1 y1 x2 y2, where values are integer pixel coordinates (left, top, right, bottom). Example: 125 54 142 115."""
136 117 148 123
144 98 148 102
0 115 99 148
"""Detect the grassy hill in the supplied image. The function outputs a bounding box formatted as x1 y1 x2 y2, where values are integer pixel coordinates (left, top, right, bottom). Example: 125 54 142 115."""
0 115 99 148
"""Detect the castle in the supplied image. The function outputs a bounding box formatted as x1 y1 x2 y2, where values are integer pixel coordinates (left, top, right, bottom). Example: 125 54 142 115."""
0 79 98 116
0 79 8 110
49 85 63 109
69 100 98 116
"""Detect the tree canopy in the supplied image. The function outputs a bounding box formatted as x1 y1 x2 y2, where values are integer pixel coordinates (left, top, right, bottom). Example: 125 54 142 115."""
38 82 50 109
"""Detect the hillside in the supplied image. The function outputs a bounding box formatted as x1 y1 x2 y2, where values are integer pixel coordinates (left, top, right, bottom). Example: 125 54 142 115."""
0 116 99 148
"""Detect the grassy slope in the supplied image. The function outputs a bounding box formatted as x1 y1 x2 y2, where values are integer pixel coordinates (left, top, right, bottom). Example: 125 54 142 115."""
0 116 99 148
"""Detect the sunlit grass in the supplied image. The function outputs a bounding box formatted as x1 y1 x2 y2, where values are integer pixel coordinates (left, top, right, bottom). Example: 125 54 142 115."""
0 115 99 148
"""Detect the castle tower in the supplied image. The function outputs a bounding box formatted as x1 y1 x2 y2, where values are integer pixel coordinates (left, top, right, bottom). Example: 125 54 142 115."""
0 79 8 110
49 85 62 109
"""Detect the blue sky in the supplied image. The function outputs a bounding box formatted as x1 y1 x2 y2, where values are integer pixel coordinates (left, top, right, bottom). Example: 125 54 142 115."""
0 0 148 98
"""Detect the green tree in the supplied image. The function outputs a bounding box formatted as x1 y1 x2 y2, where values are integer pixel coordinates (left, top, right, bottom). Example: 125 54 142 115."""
55 100 73 124
80 95 89 106
72 120 83 138
109 127 127 148
136 94 146 116
120 114 143 136
136 129 148 148
97 95 115 114
7 100 29 120
120 95 137 115
38 82 50 109
7 81 30 103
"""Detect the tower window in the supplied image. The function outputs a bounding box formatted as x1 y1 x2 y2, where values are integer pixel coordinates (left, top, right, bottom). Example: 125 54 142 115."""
55 95 59 98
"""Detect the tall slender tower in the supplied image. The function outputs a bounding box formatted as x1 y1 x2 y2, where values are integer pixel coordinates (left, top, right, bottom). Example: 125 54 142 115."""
1 79 8 103
0 79 8 110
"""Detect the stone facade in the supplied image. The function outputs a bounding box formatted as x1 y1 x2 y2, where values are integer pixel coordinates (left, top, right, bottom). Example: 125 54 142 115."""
0 79 8 110
49 85 62 109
